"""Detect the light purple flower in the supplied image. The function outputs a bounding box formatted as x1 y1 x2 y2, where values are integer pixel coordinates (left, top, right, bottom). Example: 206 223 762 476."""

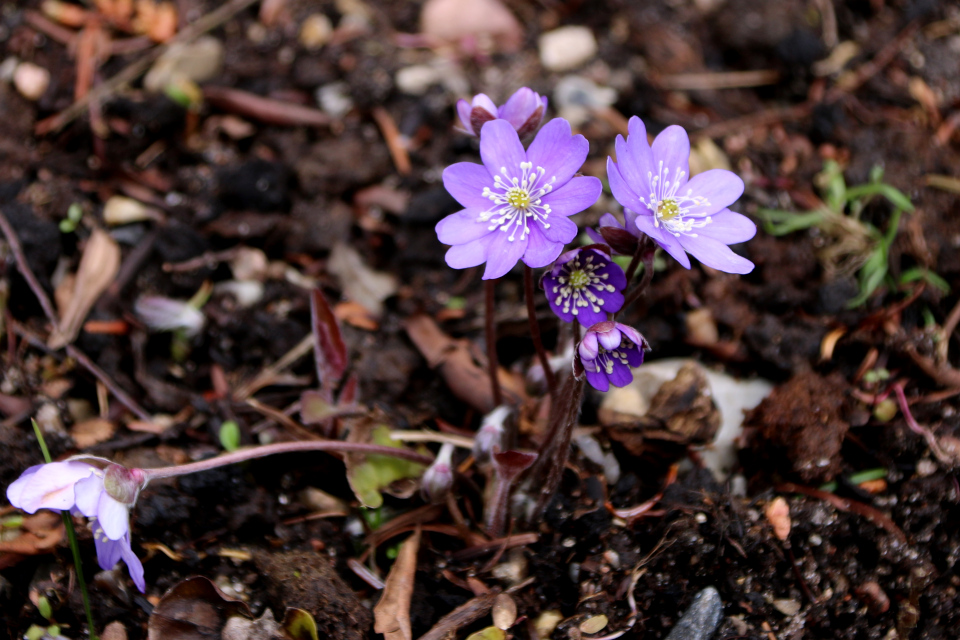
6 461 147 592
607 117 756 274
437 118 602 279
542 247 626 326
135 295 205 336
578 321 647 392
457 87 548 138
421 443 455 503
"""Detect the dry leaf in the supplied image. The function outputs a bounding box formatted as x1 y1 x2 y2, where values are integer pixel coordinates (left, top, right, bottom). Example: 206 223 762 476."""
49 229 121 349
374 528 420 640
71 417 116 448
327 244 397 318
101 621 128 640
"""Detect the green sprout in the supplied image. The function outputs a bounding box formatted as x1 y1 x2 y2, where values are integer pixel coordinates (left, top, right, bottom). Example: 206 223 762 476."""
59 203 83 234
758 161 924 308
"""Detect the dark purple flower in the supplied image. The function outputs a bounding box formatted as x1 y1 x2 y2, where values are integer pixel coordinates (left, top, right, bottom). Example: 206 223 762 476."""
607 117 756 274
437 118 601 279
457 88 548 138
543 247 626 326
578 321 647 392
6 460 147 592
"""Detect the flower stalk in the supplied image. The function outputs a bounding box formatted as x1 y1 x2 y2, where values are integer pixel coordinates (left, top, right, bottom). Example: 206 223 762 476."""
524 265 556 396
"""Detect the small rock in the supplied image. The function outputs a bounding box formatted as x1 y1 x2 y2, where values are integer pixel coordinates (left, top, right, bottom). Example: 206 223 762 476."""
0 57 20 82
772 598 801 617
420 0 522 54
300 14 333 50
539 26 598 71
316 82 354 118
580 615 608 634
103 195 158 226
665 586 723 640
144 36 224 93
395 65 442 96
553 75 618 126
13 62 50 101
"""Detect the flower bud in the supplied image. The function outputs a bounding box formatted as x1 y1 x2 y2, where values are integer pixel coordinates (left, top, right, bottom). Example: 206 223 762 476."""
421 443 455 503
102 465 145 505
473 405 511 464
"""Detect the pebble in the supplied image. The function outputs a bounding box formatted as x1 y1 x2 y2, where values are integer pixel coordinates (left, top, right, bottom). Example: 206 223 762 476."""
665 586 724 640
539 26 598 71
144 36 224 93
299 14 333 50
316 82 354 118
396 64 442 95
553 75 618 126
13 62 50 101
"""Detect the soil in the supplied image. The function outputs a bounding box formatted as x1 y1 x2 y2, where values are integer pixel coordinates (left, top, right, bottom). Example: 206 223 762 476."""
1 0 960 639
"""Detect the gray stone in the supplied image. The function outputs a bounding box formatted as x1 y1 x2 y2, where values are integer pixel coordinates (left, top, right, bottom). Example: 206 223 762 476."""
665 587 724 640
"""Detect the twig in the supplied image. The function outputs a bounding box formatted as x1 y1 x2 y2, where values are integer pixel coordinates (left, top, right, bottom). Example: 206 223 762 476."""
776 483 907 543
35 0 260 134
655 69 780 91
371 106 411 175
66 345 151 422
892 382 952 465
203 86 332 127
484 279 503 407
524 265 556 395
416 591 501 640
937 296 960 363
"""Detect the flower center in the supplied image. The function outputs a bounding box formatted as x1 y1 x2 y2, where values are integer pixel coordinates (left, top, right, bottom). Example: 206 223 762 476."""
479 161 556 242
568 269 590 289
551 253 617 318
656 198 680 220
639 161 713 237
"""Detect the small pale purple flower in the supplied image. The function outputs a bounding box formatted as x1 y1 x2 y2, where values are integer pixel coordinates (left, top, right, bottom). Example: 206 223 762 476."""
6 460 147 592
578 321 647 392
542 246 626 326
608 117 756 274
135 295 205 336
457 87 548 138
421 443 455 503
437 118 602 279
585 210 643 255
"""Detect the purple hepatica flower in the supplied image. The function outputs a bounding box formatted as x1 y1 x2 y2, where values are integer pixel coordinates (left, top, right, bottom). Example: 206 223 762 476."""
585 210 643 255
6 461 147 592
437 118 602 279
578 321 648 392
543 246 626 326
607 117 756 274
457 87 548 139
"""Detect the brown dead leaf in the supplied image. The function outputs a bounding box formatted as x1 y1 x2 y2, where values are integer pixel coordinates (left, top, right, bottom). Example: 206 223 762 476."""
0 512 64 555
147 576 252 640
101 621 128 640
49 229 121 349
71 417 116 448
403 314 523 413
335 301 379 331
374 528 420 640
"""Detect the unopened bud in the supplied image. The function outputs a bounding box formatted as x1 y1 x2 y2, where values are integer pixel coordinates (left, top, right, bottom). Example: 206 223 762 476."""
421 443 455 503
473 405 511 464
103 465 145 505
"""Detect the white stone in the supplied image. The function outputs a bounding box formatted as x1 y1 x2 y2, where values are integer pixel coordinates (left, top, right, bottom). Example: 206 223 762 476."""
539 26 598 72
396 65 442 96
299 14 333 50
13 62 50 101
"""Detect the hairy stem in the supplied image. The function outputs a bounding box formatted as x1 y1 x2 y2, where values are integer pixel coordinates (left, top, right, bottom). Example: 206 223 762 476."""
620 237 657 312
484 279 503 407
524 265 556 396
142 440 433 481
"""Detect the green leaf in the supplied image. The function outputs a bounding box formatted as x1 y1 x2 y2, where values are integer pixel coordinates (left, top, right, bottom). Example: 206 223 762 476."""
847 247 888 308
37 596 52 620
757 208 826 236
219 421 241 452
844 183 914 212
465 627 507 640
847 468 888 484
900 267 950 294
346 426 426 508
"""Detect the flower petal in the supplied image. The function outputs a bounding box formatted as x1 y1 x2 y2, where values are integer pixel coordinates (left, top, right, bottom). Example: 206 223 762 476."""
96 493 130 540
443 162 496 210
697 209 757 244
633 212 692 269
607 361 634 388
598 212 624 230
498 88 538 129
17 462 95 514
94 531 123 570
6 465 42 508
445 234 494 269
597 328 622 351
540 176 601 218
436 208 494 245
526 118 589 187
539 214 579 244
522 227 564 269
607 158 646 214
74 474 104 518
483 232 527 279
456 99 474 134
615 117 655 194
680 169 744 217
585 226 604 244
651 125 691 188
120 535 146 593
678 234 755 274
585 369 610 392
479 119 526 179
579 331 599 360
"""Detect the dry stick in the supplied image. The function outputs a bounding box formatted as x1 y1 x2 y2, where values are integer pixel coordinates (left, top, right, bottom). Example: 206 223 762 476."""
35 0 260 135
524 265 556 396
0 209 154 422
484 279 503 407
416 591 501 640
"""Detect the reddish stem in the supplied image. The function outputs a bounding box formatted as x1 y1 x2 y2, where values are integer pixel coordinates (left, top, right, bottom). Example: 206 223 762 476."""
485 279 503 407
524 265 556 396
